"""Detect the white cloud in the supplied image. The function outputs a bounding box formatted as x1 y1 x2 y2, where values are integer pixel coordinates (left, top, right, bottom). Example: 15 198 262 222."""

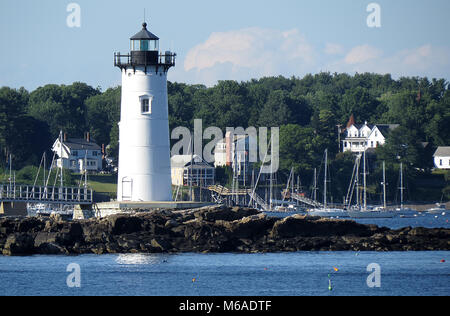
344 44 383 65
182 27 316 85
325 44 450 79
173 27 450 86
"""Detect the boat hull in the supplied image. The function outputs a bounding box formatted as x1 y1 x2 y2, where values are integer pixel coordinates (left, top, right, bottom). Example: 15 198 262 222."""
347 210 396 218
307 209 349 218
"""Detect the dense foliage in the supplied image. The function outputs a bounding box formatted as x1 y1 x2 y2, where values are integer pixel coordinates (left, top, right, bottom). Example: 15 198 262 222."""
0 73 449 201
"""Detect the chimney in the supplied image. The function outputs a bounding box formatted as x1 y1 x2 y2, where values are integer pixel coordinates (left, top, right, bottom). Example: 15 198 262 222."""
63 133 67 142
86 132 90 142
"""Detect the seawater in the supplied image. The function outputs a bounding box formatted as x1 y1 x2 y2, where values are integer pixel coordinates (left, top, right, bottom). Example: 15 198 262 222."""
266 211 450 230
0 213 448 296
0 252 448 296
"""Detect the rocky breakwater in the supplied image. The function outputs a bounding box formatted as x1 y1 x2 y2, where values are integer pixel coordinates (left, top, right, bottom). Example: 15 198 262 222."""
0 205 449 256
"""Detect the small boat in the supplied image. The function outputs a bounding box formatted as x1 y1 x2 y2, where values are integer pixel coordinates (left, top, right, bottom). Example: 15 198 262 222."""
346 157 396 219
308 207 348 218
27 203 53 216
347 207 396 218
393 163 418 217
394 207 419 217
274 204 305 213
426 204 448 214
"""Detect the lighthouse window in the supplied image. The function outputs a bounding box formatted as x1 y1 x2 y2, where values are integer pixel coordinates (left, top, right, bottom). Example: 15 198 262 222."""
141 40 149 51
141 99 149 113
140 95 153 114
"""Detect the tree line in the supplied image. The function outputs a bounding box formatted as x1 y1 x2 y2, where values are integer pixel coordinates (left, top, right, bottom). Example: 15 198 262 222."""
0 72 449 201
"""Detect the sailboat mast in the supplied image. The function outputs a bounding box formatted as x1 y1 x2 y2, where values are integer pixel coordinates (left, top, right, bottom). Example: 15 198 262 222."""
313 168 317 202
291 169 294 203
43 152 46 187
323 149 328 208
400 162 404 209
383 161 386 209
9 153 12 191
363 150 367 211
269 152 273 210
59 131 64 188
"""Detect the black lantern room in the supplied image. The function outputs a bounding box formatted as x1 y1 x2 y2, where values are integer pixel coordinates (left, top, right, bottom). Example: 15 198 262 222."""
130 22 159 65
114 22 176 71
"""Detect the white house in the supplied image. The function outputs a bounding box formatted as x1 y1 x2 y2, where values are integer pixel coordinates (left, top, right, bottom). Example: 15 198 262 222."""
342 119 399 153
171 154 215 186
433 147 450 169
52 133 103 173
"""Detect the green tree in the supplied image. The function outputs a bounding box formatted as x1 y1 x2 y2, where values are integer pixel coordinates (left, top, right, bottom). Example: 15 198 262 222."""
85 86 120 147
28 82 99 139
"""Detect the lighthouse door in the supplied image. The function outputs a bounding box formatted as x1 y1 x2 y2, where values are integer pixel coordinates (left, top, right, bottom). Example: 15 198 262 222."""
121 177 133 201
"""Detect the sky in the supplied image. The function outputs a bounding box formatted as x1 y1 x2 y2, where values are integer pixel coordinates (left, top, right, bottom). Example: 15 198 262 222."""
1 0 449 91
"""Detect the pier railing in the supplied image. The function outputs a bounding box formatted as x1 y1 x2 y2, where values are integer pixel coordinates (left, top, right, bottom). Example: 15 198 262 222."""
0 184 93 205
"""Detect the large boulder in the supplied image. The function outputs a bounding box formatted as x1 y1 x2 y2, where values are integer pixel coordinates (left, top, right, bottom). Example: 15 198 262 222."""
270 215 379 239
218 213 275 239
34 232 58 248
106 215 144 235
193 205 260 222
36 242 68 255
2 233 35 256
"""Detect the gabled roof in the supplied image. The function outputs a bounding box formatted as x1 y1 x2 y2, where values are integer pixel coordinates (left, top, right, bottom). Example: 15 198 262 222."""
171 155 213 168
61 138 101 151
346 114 355 129
434 146 450 157
374 124 399 137
130 22 159 40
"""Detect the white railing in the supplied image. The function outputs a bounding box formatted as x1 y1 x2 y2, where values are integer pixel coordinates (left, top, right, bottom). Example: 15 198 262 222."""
0 184 93 204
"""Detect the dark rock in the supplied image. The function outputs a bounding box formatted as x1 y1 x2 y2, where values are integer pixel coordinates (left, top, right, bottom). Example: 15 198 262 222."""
34 232 58 248
151 238 172 252
1 206 449 255
37 242 68 255
107 215 143 235
2 233 35 256
17 217 46 233
194 205 259 222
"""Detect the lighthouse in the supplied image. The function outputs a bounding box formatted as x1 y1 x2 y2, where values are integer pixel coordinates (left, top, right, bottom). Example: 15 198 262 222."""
114 22 176 202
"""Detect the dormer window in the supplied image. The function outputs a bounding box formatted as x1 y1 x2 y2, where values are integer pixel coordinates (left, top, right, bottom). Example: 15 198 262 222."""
140 95 153 114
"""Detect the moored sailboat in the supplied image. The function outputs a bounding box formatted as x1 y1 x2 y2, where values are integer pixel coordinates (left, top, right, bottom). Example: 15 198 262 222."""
347 155 395 218
307 149 348 218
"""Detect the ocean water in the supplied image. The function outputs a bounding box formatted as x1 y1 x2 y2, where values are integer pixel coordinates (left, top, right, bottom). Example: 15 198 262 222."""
266 211 450 230
0 251 448 296
0 212 448 296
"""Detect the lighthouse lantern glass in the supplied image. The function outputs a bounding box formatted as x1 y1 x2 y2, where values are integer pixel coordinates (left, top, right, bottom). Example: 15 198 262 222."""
131 39 159 52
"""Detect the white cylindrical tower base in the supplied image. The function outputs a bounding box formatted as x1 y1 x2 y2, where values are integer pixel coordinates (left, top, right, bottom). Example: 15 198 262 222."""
117 67 172 202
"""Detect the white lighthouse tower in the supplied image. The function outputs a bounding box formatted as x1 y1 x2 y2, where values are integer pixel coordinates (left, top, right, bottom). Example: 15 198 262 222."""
114 22 176 202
